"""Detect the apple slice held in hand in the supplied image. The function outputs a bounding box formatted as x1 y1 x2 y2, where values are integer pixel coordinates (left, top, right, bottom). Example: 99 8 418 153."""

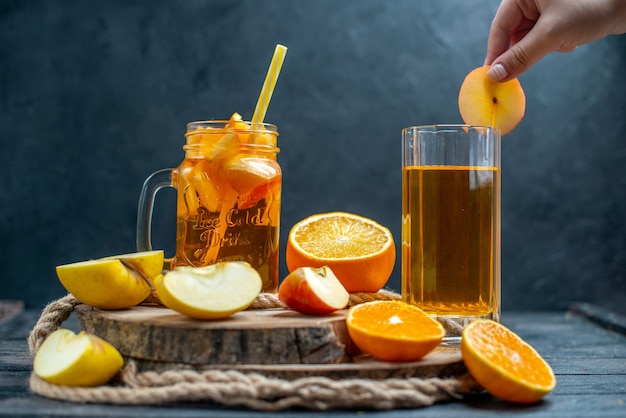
458 65 526 135
33 329 124 387
155 262 262 320
278 266 350 315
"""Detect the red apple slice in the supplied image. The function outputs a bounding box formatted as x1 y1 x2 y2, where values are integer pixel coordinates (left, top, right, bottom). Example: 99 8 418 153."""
278 266 350 315
458 65 526 135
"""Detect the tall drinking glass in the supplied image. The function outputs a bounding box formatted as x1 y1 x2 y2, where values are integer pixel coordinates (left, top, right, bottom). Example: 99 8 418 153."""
402 125 501 344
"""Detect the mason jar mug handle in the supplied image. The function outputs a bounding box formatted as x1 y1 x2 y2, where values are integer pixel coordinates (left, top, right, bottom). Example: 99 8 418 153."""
136 168 174 265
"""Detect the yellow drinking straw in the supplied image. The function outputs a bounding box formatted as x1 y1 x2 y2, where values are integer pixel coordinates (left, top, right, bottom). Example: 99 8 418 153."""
251 44 288 124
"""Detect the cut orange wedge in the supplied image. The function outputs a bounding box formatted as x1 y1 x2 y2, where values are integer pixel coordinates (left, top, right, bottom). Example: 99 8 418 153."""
285 212 395 293
346 301 445 362
461 320 556 403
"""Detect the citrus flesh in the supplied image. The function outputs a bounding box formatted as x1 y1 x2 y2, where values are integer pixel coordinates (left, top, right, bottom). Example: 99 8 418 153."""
286 212 395 293
33 329 124 387
155 262 262 320
458 65 526 135
346 301 445 362
461 319 556 403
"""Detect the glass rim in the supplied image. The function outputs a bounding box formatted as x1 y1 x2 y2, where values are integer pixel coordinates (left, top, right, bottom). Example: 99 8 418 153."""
182 143 280 153
186 120 278 134
402 124 500 134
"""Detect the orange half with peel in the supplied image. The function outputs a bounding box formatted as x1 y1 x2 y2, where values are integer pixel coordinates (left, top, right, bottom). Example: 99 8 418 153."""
285 212 395 293
346 301 445 362
461 319 556 403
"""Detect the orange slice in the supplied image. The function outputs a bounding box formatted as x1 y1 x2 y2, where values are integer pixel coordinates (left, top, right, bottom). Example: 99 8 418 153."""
225 112 250 143
285 212 395 293
461 320 556 403
458 65 526 135
346 301 445 362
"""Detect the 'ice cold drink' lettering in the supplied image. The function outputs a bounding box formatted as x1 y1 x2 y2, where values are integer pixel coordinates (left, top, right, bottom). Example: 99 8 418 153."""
190 205 271 251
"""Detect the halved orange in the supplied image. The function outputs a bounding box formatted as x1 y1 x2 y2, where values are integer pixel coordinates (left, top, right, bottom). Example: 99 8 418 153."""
346 301 445 362
285 212 395 293
461 320 556 403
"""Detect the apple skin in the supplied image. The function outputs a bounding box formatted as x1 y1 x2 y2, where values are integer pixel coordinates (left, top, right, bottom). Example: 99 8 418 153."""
278 266 350 315
33 329 124 387
56 259 152 310
101 250 164 285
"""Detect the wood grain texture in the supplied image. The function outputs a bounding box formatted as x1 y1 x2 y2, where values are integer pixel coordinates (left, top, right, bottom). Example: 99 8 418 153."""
76 305 354 365
75 305 466 379
127 348 465 380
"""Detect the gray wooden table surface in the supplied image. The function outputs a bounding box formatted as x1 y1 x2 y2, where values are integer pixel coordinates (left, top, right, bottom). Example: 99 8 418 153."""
1 303 625 417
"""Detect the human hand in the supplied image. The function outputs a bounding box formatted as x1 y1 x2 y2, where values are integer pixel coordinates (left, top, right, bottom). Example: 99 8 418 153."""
484 0 626 82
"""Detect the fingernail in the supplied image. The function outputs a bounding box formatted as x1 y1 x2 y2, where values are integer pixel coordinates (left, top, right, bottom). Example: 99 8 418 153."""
487 64 508 81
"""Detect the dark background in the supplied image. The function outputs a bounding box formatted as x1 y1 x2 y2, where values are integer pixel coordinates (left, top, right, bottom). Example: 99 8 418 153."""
1 0 625 313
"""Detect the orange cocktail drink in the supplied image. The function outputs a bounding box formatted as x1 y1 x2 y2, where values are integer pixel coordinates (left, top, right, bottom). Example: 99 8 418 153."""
401 125 501 342
137 114 282 292
176 116 281 291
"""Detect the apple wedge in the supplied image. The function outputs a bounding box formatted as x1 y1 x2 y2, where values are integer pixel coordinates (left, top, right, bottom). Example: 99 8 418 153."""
33 328 124 387
155 262 262 320
278 266 350 315
458 65 526 135
101 249 164 285
56 256 155 310
220 154 281 195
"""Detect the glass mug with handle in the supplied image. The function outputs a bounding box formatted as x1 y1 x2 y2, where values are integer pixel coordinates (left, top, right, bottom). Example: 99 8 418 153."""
137 116 282 292
402 124 501 344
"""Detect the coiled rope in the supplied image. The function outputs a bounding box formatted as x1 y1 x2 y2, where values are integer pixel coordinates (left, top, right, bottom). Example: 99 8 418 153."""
27 292 480 411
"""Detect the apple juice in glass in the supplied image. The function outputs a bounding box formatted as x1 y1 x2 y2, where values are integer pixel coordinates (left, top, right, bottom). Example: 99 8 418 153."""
137 114 282 292
401 125 500 343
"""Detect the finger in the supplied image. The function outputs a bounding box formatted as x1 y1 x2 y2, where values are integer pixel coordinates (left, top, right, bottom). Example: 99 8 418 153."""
484 0 527 65
485 26 515 66
510 20 535 45
487 22 557 82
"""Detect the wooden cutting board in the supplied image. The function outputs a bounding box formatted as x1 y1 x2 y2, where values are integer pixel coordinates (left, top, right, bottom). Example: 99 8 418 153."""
75 304 465 380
